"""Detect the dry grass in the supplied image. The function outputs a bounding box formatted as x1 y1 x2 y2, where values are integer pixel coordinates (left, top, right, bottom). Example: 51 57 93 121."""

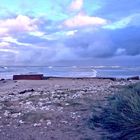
89 82 140 140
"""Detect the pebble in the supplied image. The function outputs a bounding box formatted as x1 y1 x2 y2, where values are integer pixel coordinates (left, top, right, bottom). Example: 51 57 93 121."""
0 79 137 132
33 123 41 127
19 120 24 124
70 112 80 119
38 102 43 106
25 101 33 105
51 91 55 94
4 110 10 117
57 107 63 112
65 103 70 106
60 120 68 124
11 113 21 118
46 120 52 126
40 106 50 111
54 85 60 88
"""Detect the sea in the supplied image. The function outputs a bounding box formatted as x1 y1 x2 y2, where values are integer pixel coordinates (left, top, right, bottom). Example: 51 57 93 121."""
0 66 140 79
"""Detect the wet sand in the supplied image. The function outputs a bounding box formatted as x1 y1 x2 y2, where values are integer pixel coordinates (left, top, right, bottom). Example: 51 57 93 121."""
0 78 139 140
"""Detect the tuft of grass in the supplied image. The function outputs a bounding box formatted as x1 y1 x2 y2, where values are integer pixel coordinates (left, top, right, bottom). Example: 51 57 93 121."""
89 82 140 140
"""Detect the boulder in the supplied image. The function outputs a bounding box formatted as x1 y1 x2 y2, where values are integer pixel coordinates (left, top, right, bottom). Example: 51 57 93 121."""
127 76 140 80
96 77 117 81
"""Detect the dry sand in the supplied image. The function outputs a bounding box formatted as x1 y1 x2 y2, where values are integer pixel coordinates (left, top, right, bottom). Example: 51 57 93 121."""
0 78 139 140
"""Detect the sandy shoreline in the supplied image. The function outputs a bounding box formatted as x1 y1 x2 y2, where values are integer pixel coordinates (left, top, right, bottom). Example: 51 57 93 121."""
0 78 139 140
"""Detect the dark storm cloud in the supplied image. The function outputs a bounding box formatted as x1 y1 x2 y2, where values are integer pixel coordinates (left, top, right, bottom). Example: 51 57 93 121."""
0 0 140 66
110 26 140 56
17 34 57 45
63 26 140 59
64 28 115 58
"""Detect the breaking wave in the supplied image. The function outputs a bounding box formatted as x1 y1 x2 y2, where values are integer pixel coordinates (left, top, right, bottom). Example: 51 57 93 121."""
0 65 140 79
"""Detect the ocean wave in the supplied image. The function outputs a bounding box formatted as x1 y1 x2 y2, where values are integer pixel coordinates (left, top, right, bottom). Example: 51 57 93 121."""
0 66 140 79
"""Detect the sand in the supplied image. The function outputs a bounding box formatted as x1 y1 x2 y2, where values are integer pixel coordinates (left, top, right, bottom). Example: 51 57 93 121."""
0 78 139 140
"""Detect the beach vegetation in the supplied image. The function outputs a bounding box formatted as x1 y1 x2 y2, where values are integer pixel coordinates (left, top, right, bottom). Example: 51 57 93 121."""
89 82 140 140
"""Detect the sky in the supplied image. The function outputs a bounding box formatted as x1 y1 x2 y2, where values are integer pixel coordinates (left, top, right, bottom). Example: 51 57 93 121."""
0 0 140 66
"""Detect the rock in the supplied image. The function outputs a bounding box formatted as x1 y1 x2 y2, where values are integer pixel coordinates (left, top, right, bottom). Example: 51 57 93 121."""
127 76 140 80
11 113 21 118
57 107 63 111
25 101 33 105
38 102 43 107
46 120 52 126
19 120 24 124
19 89 35 94
19 90 26 94
8 93 15 95
60 120 68 124
96 77 117 81
54 85 60 88
40 106 50 111
4 110 10 117
33 123 41 127
65 103 70 106
51 91 55 94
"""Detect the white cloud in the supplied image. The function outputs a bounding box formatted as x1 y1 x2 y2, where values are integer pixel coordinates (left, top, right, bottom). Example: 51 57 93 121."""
116 48 126 55
66 30 77 36
0 28 8 36
0 15 38 37
70 0 83 11
64 13 107 27
0 48 19 54
29 31 45 37
0 42 9 47
2 36 31 46
104 13 140 30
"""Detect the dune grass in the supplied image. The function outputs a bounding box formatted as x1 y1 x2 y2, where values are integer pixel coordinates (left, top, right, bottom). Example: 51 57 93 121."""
89 82 140 140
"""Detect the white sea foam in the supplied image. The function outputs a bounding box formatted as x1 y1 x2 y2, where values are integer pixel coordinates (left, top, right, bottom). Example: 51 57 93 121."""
48 66 53 69
0 66 140 79
94 66 106 69
91 69 97 77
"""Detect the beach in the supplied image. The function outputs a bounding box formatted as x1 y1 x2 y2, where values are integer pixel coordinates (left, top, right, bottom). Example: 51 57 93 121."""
0 78 139 140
